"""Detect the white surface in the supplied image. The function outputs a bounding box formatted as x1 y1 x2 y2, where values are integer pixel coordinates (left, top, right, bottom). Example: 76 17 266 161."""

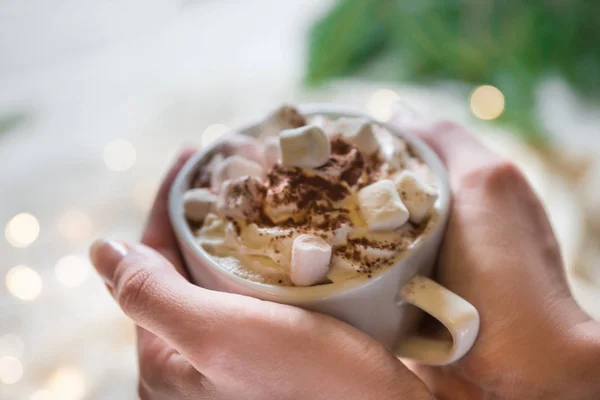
0 1 597 399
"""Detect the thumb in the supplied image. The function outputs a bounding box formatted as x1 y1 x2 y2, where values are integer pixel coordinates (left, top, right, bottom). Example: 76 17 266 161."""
89 239 231 360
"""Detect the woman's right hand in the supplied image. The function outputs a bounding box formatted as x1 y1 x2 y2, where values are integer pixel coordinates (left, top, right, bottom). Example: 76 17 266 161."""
393 115 600 400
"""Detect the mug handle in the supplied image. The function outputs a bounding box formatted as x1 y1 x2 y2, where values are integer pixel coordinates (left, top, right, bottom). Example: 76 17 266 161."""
395 275 480 365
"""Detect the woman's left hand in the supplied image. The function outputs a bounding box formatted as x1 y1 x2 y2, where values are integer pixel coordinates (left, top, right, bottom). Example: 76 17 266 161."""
89 150 433 400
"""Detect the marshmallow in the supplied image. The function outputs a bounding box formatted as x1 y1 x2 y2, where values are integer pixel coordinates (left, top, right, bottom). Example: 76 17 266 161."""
309 115 333 131
335 118 380 155
211 155 266 190
358 179 410 231
280 125 331 169
183 188 218 222
220 134 265 166
290 234 332 286
395 171 438 224
217 176 266 220
263 136 281 169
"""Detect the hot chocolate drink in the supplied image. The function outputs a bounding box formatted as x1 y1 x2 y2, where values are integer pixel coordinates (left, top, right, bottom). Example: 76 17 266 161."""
183 105 439 286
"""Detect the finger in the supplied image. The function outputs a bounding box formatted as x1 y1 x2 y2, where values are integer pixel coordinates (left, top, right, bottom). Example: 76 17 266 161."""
404 363 480 400
89 238 236 368
390 109 504 185
142 148 196 275
137 326 205 400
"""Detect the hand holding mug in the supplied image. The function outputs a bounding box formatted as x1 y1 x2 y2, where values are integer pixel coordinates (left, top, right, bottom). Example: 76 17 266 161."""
393 117 600 399
90 150 433 400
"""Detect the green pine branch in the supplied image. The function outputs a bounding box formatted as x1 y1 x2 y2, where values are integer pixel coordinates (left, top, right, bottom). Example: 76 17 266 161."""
306 0 600 143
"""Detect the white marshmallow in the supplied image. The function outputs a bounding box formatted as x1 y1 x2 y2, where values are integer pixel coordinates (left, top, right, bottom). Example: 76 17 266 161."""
220 134 265 166
217 176 265 220
395 171 438 224
358 179 410 231
183 188 218 222
211 155 266 190
335 118 380 155
290 234 332 286
308 115 333 131
263 136 281 169
280 125 331 169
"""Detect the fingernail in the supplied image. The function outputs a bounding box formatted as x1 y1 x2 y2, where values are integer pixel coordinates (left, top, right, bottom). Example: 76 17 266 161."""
90 239 128 284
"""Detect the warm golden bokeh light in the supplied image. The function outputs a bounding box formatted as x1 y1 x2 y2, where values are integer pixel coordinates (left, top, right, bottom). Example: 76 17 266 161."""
57 210 92 242
201 124 230 147
6 265 42 301
103 139 136 172
47 367 86 400
0 356 23 385
469 85 505 120
55 255 88 287
5 212 40 248
366 89 400 122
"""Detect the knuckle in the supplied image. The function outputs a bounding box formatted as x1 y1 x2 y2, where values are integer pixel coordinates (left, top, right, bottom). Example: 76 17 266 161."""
139 350 167 383
139 353 174 394
139 349 205 396
461 160 526 191
117 267 157 315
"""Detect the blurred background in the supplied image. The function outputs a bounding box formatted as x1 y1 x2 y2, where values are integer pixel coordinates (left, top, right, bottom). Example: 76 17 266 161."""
1 1 599 398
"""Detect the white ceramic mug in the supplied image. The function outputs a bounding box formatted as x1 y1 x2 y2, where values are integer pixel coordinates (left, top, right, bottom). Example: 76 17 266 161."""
169 104 480 365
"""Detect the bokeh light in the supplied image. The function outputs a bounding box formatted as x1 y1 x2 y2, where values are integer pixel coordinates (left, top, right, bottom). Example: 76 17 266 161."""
55 255 88 287
5 213 40 248
132 180 159 212
469 85 505 120
47 367 86 400
6 266 42 301
201 124 229 147
366 89 400 121
0 356 23 385
0 334 24 358
57 210 92 242
103 139 136 172
31 390 54 400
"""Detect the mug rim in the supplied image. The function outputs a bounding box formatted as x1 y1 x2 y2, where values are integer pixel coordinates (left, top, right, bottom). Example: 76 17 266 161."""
169 103 451 301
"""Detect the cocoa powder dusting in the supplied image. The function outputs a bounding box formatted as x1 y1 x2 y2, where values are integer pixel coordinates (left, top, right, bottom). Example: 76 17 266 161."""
266 164 349 209
187 112 438 284
330 137 353 154
363 152 384 186
340 153 364 186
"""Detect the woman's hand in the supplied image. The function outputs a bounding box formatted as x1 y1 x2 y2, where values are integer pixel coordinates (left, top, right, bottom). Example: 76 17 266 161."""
89 150 433 400
392 115 600 400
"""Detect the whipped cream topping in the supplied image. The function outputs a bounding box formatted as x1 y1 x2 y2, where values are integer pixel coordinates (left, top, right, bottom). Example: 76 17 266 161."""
186 106 438 286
